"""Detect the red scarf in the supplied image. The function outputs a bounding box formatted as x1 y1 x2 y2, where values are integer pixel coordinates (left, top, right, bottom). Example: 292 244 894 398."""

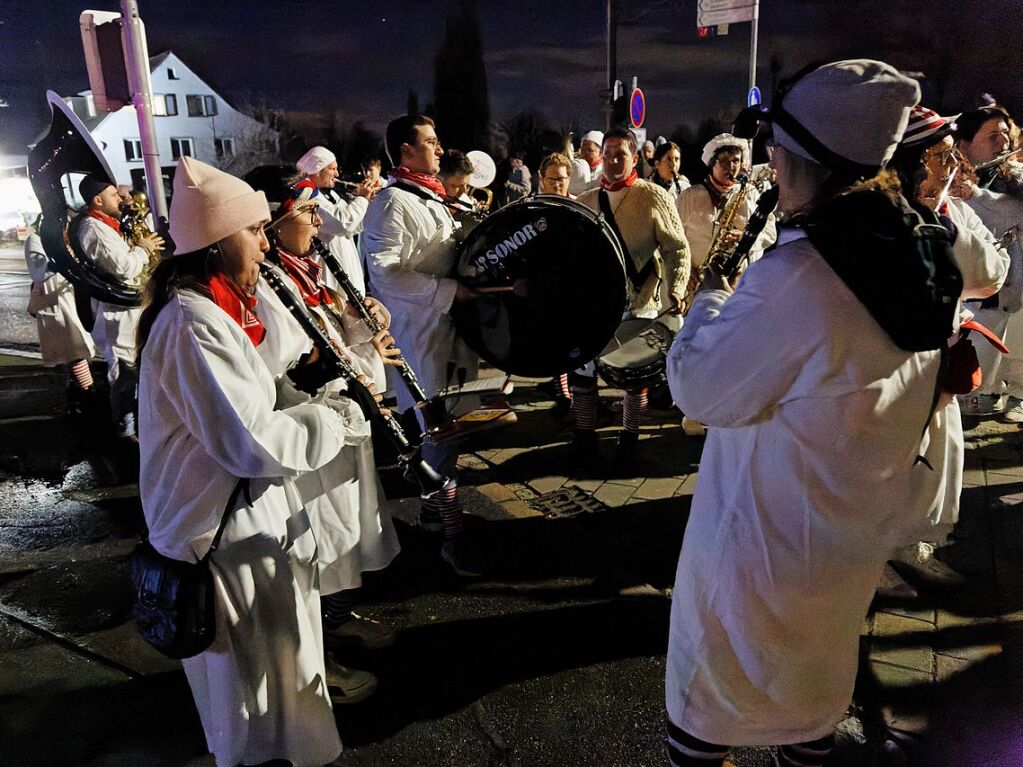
587 156 602 170
208 273 266 346
277 247 334 308
600 168 639 192
87 209 121 234
390 165 447 199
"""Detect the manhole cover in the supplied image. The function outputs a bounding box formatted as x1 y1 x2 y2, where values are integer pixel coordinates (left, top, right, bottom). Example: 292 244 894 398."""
528 487 608 519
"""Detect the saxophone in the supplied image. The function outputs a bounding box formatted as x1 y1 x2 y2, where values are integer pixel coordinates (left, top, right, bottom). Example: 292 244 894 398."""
685 173 750 298
682 178 780 315
120 191 163 278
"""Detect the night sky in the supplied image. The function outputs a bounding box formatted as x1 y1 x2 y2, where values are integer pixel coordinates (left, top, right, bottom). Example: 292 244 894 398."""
1 0 1021 156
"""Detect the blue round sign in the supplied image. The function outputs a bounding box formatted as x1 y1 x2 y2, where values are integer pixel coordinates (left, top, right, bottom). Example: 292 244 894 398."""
747 86 762 108
630 88 646 128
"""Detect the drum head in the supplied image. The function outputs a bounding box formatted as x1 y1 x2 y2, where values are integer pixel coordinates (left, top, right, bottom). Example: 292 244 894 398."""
452 196 627 377
595 318 674 389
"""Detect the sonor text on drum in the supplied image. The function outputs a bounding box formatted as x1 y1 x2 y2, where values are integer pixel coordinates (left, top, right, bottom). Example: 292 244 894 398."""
473 220 543 272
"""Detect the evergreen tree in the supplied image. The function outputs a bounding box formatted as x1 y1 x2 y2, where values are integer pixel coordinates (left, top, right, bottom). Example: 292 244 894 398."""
432 0 490 152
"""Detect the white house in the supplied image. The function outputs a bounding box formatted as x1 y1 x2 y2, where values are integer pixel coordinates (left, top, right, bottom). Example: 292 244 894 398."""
62 51 278 190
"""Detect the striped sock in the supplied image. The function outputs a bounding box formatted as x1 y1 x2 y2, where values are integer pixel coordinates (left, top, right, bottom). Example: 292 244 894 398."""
572 387 599 431
622 388 648 432
774 735 833 767
558 373 572 399
70 359 94 390
322 589 357 628
666 720 728 767
423 482 462 539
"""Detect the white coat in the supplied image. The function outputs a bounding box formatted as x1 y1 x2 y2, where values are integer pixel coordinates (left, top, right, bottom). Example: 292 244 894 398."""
676 181 777 270
360 182 477 412
569 158 603 197
964 186 1023 397
664 230 960 746
317 189 370 296
254 271 400 595
23 233 95 365
77 216 147 380
920 196 1008 528
138 289 347 767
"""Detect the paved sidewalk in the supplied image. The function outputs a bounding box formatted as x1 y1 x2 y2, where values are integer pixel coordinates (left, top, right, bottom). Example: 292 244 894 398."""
1 360 1022 765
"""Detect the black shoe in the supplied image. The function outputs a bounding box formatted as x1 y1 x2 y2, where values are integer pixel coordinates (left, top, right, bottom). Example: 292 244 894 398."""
440 536 483 577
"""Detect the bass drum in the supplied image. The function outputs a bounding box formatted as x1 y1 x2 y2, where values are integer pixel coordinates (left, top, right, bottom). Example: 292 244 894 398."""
452 195 628 377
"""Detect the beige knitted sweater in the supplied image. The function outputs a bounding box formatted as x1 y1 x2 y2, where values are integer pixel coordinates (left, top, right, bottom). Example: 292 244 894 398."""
579 179 690 314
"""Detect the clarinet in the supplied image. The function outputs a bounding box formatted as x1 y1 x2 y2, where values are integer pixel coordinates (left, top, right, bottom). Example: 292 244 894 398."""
259 262 447 497
717 184 779 279
310 238 453 435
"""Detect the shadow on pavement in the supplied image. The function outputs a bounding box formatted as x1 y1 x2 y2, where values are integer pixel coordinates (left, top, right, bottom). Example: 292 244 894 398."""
336 596 671 745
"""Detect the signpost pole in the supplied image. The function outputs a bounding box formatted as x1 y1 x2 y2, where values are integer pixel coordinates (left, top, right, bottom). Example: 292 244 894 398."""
748 0 760 92
120 0 167 221
606 0 617 132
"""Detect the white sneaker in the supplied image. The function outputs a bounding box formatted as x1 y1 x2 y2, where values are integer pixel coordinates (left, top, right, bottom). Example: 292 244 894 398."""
1003 398 1023 423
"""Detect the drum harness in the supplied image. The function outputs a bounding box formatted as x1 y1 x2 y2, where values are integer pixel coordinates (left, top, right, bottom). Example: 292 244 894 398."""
597 189 658 299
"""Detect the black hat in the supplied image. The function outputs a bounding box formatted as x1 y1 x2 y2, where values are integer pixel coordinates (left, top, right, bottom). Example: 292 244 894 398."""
78 173 114 204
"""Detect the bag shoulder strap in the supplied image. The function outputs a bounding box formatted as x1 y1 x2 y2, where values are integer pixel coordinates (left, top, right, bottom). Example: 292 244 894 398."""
204 478 249 560
598 189 655 290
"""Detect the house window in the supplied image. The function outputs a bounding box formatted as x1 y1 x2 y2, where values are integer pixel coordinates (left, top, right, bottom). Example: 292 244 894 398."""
167 67 179 80
152 94 178 116
214 138 236 161
186 95 218 117
170 137 195 160
124 139 143 162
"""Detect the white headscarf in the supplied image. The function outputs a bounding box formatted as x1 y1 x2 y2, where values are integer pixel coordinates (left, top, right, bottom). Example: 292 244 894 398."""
296 146 337 176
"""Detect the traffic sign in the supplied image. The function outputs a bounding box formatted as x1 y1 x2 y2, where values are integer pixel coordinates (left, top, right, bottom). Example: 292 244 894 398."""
630 87 646 128
697 0 758 28
747 86 762 107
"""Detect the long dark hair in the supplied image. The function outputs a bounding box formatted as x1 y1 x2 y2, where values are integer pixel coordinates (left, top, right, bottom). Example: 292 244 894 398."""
136 247 221 356
888 141 934 200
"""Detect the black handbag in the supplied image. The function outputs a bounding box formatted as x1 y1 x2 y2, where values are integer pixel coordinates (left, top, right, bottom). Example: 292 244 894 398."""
130 478 247 659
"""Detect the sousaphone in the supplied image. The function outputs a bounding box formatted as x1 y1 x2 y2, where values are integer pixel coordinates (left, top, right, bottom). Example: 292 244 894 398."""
28 90 143 307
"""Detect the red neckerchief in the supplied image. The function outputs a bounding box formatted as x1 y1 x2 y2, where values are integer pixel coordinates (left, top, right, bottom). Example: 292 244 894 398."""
390 166 447 199
600 168 638 192
276 247 334 308
208 273 265 346
587 157 602 170
87 209 121 234
701 178 734 210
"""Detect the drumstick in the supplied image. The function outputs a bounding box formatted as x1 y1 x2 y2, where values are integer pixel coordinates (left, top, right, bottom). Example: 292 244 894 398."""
473 279 530 297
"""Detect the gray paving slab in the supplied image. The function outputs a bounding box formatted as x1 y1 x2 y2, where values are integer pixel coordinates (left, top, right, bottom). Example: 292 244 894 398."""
0 613 130 695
